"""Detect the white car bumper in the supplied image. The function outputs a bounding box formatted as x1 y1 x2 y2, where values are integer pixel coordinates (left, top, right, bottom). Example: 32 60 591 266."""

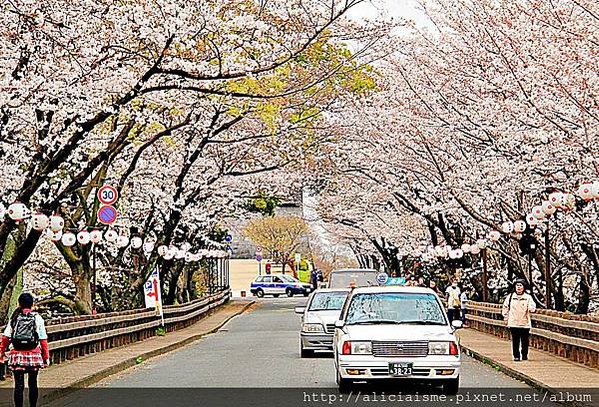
337 355 460 380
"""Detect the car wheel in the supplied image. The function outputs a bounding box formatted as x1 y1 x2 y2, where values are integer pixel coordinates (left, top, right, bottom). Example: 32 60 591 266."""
256 289 264 298
336 370 352 393
442 377 459 395
273 294 280 298
303 291 309 297
286 288 294 297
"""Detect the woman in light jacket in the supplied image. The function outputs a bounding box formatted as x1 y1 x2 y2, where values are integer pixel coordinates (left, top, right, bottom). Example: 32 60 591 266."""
502 279 536 361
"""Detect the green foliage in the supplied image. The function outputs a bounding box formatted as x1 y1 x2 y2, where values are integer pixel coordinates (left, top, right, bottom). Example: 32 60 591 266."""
135 356 144 364
208 226 229 244
156 326 167 336
245 193 280 217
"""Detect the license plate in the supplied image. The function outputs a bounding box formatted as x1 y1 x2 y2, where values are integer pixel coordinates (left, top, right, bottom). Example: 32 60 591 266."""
389 362 412 376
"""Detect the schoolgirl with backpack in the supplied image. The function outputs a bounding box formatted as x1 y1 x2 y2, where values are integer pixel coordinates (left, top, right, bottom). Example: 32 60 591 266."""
0 293 50 407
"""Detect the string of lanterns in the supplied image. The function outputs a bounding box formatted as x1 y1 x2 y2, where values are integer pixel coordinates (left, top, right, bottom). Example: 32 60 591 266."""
410 181 598 263
0 202 228 260
502 181 599 233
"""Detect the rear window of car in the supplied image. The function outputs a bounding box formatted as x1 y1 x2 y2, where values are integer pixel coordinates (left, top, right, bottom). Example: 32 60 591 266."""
328 271 378 288
309 292 348 311
345 292 445 325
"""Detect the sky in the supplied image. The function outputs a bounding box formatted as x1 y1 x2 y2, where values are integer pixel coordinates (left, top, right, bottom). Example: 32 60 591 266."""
346 0 429 27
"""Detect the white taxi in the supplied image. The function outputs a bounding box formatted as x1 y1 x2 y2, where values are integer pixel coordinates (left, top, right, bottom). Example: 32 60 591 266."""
333 286 462 394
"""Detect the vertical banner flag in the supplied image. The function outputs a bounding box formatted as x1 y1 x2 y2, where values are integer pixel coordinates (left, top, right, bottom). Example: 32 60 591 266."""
144 267 165 326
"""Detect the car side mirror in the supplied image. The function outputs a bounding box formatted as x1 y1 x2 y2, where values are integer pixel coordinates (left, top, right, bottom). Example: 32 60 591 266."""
294 307 306 314
334 320 345 328
451 320 463 329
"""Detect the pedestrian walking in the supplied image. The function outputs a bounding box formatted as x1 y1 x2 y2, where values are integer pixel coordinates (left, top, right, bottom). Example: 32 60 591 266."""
0 293 50 407
502 279 536 361
460 287 470 326
310 269 319 290
445 279 461 322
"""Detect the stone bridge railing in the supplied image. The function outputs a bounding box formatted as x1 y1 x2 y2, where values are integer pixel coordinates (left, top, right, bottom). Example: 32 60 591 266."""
466 301 599 368
1 289 230 366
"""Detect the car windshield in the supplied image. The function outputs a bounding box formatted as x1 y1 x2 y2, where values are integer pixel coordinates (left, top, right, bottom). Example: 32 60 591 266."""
345 293 446 325
279 275 297 283
309 292 348 311
328 271 378 288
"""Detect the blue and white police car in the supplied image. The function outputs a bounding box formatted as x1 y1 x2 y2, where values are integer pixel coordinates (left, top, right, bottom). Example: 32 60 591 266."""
250 274 313 298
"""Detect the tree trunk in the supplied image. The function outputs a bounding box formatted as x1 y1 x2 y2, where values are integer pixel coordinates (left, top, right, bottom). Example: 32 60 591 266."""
0 273 18 324
73 273 93 315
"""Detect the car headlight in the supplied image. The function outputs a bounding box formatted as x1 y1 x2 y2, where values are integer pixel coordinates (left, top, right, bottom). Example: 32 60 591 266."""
342 341 372 355
302 323 324 333
428 341 450 355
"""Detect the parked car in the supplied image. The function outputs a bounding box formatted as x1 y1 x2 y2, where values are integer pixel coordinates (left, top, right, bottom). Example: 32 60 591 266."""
295 288 351 357
333 286 462 394
327 269 379 288
250 274 312 298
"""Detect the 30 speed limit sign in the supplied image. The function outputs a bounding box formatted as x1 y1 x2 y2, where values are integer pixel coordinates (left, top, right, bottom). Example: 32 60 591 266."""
97 185 118 205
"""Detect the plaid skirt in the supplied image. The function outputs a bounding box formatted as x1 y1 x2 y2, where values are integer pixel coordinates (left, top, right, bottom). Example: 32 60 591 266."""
8 348 44 371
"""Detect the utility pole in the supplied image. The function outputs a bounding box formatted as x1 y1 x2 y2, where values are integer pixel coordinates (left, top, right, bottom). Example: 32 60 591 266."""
545 223 551 309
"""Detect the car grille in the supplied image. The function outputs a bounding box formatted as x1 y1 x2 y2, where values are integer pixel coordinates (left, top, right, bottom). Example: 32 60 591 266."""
325 324 336 334
371 341 428 357
370 367 431 377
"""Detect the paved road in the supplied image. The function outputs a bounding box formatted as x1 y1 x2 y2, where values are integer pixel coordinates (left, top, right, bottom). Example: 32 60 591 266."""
97 297 527 388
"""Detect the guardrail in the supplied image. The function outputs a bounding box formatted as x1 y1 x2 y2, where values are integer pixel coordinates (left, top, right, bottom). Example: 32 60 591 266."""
466 301 599 368
2 289 230 365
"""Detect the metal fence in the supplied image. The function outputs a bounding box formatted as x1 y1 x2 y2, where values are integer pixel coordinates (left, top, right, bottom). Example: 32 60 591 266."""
1 289 230 366
466 301 599 368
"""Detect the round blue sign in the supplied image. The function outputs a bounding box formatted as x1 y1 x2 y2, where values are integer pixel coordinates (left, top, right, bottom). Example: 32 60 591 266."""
256 254 263 262
376 272 389 285
97 205 118 225
225 234 233 243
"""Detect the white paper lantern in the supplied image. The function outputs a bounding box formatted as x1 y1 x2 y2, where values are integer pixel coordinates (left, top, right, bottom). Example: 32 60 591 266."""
48 229 62 242
549 192 564 208
185 252 194 262
470 245 481 255
454 249 464 258
143 242 155 253
563 193 576 209
7 202 29 222
448 250 457 259
49 215 64 232
577 183 594 201
176 248 186 259
116 235 129 248
476 239 487 250
501 221 514 234
131 236 143 249
61 232 76 247
30 213 49 231
77 230 91 245
488 231 501 242
461 243 471 253
164 248 175 260
526 214 539 226
542 201 556 216
532 205 545 220
514 220 527 233
0 203 5 219
104 229 118 243
591 182 599 199
157 245 168 257
90 230 103 244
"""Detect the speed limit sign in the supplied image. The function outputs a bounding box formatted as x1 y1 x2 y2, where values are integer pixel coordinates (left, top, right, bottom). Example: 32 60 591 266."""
97 185 118 205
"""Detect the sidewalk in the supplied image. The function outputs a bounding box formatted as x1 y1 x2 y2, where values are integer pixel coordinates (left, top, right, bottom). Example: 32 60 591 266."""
457 328 599 389
0 299 255 403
